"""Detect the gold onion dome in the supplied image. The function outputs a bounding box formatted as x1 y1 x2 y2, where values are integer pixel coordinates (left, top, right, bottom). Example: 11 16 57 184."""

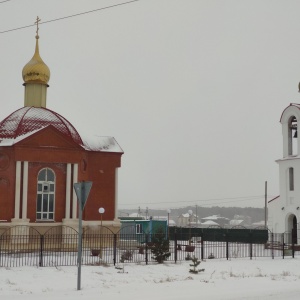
22 34 50 85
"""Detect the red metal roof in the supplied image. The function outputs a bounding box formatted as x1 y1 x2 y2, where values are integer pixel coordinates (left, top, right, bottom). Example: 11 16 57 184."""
0 107 82 145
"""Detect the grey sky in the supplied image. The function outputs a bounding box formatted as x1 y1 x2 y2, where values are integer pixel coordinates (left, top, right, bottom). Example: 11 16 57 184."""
1 0 299 210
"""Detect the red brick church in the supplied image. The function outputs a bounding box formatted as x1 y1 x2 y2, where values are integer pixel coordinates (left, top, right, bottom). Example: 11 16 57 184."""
0 26 123 231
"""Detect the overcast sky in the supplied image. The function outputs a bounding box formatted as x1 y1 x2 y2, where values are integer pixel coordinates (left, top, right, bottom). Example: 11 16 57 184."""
1 0 300 210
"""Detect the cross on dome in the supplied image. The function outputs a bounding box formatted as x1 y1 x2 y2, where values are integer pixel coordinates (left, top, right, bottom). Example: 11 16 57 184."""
35 16 41 39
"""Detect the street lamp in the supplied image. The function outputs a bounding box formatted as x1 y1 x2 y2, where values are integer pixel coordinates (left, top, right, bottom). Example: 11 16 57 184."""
167 209 171 239
99 207 105 226
98 207 105 258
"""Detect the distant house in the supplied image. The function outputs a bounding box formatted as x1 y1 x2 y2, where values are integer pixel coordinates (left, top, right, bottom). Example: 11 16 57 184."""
251 221 265 228
201 215 229 227
229 219 245 227
232 215 252 226
177 213 199 227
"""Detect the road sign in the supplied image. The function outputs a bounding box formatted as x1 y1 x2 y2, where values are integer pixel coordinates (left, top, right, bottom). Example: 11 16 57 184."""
74 181 92 210
73 180 93 291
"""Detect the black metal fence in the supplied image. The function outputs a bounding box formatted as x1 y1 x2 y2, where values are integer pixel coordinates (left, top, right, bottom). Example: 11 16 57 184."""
0 225 298 267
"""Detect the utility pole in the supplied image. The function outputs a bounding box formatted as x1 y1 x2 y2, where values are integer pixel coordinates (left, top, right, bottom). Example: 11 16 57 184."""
265 181 267 228
145 207 149 220
195 205 198 227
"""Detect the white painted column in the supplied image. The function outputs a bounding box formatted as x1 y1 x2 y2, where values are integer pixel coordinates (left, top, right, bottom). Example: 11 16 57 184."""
14 161 21 219
282 123 289 157
65 163 71 219
115 168 118 219
22 161 29 219
72 163 78 219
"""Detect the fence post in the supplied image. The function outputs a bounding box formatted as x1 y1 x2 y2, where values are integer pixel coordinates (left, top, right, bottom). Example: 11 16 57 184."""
145 234 148 265
282 233 285 259
174 230 177 263
226 233 229 260
292 229 295 258
249 232 252 260
39 235 44 267
271 232 274 260
113 234 117 266
201 234 204 260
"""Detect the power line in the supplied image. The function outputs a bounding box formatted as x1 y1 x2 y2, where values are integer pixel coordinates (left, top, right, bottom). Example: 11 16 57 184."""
0 0 13 3
0 0 141 34
119 194 274 207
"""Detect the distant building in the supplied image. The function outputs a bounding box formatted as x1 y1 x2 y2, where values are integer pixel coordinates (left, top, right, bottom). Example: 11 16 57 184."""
120 219 167 237
251 221 265 227
201 215 229 227
233 215 252 226
200 220 219 228
229 219 245 227
177 213 199 227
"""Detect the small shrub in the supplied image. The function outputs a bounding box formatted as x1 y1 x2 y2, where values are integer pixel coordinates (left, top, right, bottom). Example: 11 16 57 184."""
189 256 205 274
185 254 192 261
151 227 171 264
120 250 133 263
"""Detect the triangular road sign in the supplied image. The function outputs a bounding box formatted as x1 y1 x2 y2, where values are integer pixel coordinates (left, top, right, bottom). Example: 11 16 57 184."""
74 181 93 210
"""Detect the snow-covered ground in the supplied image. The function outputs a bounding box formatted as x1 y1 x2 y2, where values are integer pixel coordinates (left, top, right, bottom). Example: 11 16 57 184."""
1 258 300 300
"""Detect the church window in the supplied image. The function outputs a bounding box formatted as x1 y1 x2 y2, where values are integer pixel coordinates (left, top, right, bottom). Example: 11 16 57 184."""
289 167 294 191
36 168 55 220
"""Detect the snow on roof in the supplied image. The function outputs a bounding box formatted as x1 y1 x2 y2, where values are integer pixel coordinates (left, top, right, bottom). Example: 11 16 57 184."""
0 127 123 154
152 216 176 226
82 135 123 153
180 213 190 218
252 221 265 227
0 107 82 144
202 215 228 220
201 220 219 225
179 213 197 218
168 220 176 226
0 127 45 146
129 213 142 218
229 219 244 226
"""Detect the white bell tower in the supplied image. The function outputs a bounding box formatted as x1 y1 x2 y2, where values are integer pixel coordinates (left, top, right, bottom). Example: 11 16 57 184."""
268 103 300 243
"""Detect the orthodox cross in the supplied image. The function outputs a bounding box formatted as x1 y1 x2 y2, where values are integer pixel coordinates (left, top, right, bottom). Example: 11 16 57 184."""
35 16 41 37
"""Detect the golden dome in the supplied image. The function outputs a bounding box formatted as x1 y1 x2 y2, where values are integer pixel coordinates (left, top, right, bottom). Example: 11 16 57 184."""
22 35 50 84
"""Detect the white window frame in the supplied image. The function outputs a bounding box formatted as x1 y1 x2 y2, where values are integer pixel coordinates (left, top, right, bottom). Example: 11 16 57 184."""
36 168 55 221
136 223 143 234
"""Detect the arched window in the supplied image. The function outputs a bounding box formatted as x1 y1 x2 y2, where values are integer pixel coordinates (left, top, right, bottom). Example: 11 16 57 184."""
36 168 55 220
